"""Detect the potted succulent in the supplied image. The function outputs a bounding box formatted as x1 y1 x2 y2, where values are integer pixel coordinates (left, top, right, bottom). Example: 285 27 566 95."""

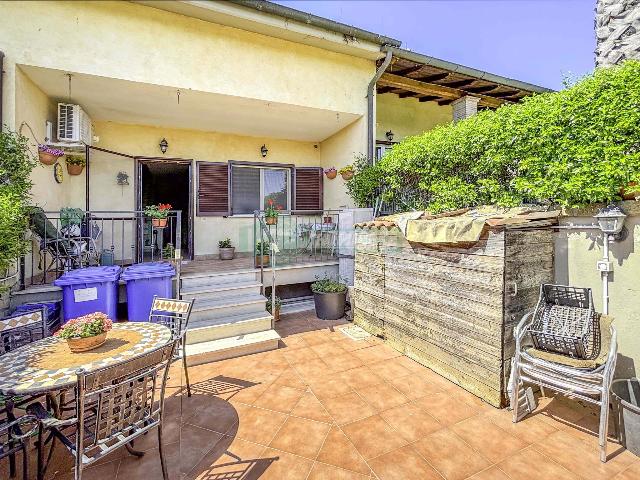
311 275 347 320
55 312 113 352
255 240 270 267
144 203 172 228
218 238 235 260
266 295 282 322
324 167 337 180
338 165 354 181
65 154 86 175
37 144 64 166
264 199 281 225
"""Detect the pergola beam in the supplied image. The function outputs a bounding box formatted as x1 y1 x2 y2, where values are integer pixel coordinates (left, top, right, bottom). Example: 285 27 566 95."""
398 91 419 98
377 73 505 108
418 95 440 102
391 65 424 76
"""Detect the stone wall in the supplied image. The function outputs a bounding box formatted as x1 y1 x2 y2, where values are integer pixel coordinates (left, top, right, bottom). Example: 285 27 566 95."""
596 0 640 66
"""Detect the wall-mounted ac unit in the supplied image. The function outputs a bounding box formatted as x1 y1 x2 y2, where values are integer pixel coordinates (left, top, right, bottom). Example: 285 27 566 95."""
57 103 92 145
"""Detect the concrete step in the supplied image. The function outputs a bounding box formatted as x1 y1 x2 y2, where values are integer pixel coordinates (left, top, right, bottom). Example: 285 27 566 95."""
186 311 273 344
9 285 62 309
281 297 315 315
189 293 267 323
181 280 262 303
185 329 281 366
181 270 258 291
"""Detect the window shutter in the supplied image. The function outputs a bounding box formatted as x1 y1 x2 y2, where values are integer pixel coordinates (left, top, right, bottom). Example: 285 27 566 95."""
294 167 323 211
197 161 229 216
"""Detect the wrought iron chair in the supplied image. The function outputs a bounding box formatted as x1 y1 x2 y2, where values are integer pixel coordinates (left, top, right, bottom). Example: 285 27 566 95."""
148 297 195 397
31 339 178 480
0 414 39 480
510 284 617 463
0 309 48 356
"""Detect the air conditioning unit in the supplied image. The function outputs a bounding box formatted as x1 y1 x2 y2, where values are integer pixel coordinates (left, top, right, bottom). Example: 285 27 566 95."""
57 103 92 145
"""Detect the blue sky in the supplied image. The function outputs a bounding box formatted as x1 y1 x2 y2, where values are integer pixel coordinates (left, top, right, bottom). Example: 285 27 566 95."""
275 1 596 90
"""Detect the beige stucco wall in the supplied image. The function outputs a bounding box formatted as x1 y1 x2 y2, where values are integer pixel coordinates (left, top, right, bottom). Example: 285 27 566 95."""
555 202 640 378
375 93 453 143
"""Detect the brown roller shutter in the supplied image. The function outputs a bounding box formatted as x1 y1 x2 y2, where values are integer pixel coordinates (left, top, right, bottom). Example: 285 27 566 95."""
294 167 323 212
197 161 230 216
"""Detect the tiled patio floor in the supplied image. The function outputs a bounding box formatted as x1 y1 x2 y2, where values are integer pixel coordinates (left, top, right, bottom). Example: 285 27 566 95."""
44 311 639 480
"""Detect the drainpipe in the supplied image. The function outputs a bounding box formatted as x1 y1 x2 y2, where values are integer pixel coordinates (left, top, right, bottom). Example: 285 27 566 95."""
367 49 393 163
0 50 4 129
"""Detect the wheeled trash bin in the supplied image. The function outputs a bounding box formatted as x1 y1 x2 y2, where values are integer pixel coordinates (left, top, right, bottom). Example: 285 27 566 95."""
121 262 175 322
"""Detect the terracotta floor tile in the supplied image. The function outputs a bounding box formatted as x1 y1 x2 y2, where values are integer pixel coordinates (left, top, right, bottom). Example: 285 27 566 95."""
352 345 397 364
613 461 640 480
337 366 384 389
184 395 240 435
485 407 559 445
334 338 375 352
280 334 308 350
387 373 444 400
234 403 288 445
413 428 491 480
321 392 377 425
225 376 276 406
301 331 333 346
498 446 580 480
341 415 408 459
316 427 372 475
310 341 348 358
368 358 413 380
269 416 331 459
307 462 371 480
293 358 333 383
369 444 441 480
452 415 528 463
323 352 365 373
354 381 409 412
252 383 306 414
290 391 334 423
258 447 314 480
282 346 320 365
413 392 479 425
309 375 354 400
380 402 443 442
186 435 267 480
393 355 429 372
272 367 309 391
466 466 512 480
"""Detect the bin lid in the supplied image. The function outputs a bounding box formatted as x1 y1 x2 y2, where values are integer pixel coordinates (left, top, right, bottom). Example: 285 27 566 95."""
53 266 122 286
121 262 175 281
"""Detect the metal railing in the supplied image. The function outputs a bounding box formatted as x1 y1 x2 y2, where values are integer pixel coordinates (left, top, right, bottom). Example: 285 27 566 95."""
254 212 278 329
20 209 182 289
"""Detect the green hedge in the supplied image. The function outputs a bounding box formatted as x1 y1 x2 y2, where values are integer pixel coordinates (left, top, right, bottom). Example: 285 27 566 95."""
348 60 640 213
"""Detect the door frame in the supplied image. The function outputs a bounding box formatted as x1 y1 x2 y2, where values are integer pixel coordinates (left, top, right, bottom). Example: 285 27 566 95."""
135 156 194 261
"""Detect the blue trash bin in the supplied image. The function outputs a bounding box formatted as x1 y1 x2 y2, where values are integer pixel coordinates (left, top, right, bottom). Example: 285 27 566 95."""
13 300 62 333
121 262 175 322
54 266 122 322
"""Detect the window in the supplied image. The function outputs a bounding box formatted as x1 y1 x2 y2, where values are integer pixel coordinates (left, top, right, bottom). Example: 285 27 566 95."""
231 165 290 214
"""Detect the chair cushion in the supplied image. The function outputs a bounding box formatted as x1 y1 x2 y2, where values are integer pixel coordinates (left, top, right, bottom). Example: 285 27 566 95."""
525 315 613 369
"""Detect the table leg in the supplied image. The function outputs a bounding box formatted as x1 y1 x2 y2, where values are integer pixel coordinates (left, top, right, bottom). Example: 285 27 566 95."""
125 440 145 457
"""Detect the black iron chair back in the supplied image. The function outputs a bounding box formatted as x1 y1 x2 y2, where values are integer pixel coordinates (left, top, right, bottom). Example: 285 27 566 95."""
0 309 48 356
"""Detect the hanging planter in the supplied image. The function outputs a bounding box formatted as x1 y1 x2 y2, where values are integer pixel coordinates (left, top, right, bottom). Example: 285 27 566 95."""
620 182 639 200
264 199 281 225
65 155 86 176
324 167 337 180
38 145 64 166
338 165 354 181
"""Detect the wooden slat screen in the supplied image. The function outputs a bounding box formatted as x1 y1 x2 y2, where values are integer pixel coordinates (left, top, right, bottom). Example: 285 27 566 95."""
294 167 323 211
197 161 229 216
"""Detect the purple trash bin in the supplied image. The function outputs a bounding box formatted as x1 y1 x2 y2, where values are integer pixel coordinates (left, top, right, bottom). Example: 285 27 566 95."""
54 266 122 323
121 262 175 322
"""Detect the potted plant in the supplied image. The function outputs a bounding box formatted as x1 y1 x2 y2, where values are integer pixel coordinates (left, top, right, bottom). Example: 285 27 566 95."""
65 154 86 175
37 144 64 166
266 295 282 322
55 312 113 352
324 167 337 180
338 165 354 181
265 199 281 225
162 242 175 260
144 203 172 228
620 181 639 200
311 275 347 320
255 240 270 267
218 238 235 260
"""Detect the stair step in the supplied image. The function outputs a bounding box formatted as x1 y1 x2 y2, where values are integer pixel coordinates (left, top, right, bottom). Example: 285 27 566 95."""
181 281 262 302
181 270 258 290
190 293 267 322
186 311 273 344
185 329 281 366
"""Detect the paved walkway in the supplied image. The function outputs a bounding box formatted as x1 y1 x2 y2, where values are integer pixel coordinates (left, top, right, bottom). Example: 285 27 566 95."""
43 311 639 480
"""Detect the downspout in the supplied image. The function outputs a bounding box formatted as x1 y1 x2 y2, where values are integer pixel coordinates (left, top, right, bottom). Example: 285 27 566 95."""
367 49 393 163
0 50 4 129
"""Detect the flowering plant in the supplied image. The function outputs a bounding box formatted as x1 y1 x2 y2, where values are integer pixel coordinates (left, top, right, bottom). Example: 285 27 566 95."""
338 165 354 175
55 312 113 339
144 203 172 219
38 144 65 157
324 167 337 174
264 198 282 219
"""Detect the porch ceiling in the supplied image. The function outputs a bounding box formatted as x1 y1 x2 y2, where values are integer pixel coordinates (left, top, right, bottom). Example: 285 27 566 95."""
20 65 360 142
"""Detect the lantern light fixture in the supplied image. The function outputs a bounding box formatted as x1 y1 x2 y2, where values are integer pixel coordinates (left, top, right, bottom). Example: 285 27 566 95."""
159 138 168 154
260 144 268 157
385 130 394 142
594 204 627 236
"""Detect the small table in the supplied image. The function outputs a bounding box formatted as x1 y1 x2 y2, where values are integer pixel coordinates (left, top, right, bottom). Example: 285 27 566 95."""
0 322 171 397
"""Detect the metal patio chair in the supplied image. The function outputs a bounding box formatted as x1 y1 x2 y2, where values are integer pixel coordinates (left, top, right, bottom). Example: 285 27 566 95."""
0 309 48 356
510 284 617 463
31 339 179 480
0 414 39 480
148 297 195 397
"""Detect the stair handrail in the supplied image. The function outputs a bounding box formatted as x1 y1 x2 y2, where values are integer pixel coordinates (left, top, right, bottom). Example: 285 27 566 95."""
254 211 279 329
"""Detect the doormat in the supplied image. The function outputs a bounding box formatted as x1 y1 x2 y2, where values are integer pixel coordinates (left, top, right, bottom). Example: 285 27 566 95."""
338 324 371 341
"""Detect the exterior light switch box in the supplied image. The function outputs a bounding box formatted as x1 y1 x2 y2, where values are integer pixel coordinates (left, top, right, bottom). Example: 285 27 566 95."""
597 260 613 272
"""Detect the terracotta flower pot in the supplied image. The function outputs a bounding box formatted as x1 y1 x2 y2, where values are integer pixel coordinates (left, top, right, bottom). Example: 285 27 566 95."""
323 216 333 224
67 332 108 353
266 216 278 225
620 182 639 200
38 151 58 166
255 254 270 268
66 163 84 176
340 171 354 181
325 170 337 179
152 218 168 228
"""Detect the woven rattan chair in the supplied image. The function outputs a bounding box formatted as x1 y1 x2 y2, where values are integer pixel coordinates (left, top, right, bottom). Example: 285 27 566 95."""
31 339 178 480
510 285 617 463
148 296 195 397
0 414 39 480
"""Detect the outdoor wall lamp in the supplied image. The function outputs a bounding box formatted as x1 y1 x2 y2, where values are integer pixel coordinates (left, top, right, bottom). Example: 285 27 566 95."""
594 203 627 315
595 204 627 236
159 138 168 154
385 130 394 141
260 144 268 157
